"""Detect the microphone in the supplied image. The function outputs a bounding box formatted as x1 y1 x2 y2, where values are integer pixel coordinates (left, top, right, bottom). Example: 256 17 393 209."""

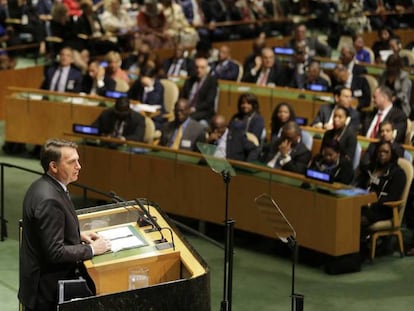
109 191 152 227
134 198 175 250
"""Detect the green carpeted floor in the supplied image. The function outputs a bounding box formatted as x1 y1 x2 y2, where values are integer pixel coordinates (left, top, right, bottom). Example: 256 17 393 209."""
1 123 414 310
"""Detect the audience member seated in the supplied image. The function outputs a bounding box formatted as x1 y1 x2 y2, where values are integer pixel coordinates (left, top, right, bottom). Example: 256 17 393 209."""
259 121 311 174
338 44 367 76
76 0 120 56
243 32 266 74
49 2 80 55
128 66 165 129
308 139 354 185
335 0 371 36
81 59 116 96
105 50 129 84
161 0 199 48
122 40 153 79
62 0 82 17
357 141 406 230
0 51 16 70
40 46 83 93
180 56 218 126
378 54 412 118
136 0 174 49
162 43 194 77
312 85 360 132
285 23 331 58
242 47 287 86
389 37 409 67
100 0 136 50
210 45 240 81
361 86 407 144
6 0 46 50
320 106 357 161
228 93 265 142
206 114 260 162
290 60 330 92
363 0 404 30
354 34 372 64
91 96 146 142
371 26 394 64
360 120 405 173
159 98 206 151
270 102 297 141
36 0 53 21
332 64 371 112
199 0 233 41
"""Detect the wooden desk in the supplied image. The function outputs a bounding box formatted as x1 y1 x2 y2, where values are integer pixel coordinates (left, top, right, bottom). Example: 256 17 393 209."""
63 203 210 310
70 142 376 257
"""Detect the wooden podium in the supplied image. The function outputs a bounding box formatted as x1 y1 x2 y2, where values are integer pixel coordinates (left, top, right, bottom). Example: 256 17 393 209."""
57 201 210 311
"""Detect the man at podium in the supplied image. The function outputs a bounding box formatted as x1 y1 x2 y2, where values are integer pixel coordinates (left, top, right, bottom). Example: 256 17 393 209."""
18 139 111 311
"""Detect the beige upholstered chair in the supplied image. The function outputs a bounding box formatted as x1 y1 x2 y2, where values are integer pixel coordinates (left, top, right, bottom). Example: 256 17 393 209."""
114 78 130 93
399 49 414 66
233 60 244 82
160 79 179 121
368 158 414 260
361 74 378 113
364 47 375 64
143 116 160 144
245 132 259 146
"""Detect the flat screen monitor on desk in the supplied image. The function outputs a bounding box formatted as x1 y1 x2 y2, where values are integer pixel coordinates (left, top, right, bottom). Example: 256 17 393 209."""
72 124 100 136
305 168 332 183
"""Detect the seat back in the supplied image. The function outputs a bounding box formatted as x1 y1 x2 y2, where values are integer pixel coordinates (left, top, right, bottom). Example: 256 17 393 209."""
364 47 375 64
301 130 313 151
405 119 413 145
319 70 331 87
143 116 156 144
403 150 413 164
353 142 362 170
399 49 414 66
397 157 414 224
114 78 130 93
361 74 378 111
233 60 244 82
160 79 179 120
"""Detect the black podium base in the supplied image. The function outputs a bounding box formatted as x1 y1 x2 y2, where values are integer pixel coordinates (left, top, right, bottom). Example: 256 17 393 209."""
324 252 361 275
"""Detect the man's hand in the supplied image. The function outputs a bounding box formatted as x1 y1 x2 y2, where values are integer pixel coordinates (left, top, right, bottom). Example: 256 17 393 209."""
278 139 292 156
80 231 100 243
90 237 112 255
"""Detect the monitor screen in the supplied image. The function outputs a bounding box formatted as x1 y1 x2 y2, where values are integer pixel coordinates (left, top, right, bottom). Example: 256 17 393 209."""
105 91 127 99
295 117 308 126
307 84 327 92
305 168 332 183
273 47 295 55
72 124 100 136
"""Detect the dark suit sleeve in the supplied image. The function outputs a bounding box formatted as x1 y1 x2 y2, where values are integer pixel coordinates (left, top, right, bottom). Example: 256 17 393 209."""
390 109 408 143
191 77 218 121
377 167 406 205
124 112 146 142
281 144 311 174
248 115 265 141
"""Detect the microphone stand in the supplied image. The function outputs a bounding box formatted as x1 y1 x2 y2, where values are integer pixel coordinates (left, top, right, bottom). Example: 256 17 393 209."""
220 170 235 311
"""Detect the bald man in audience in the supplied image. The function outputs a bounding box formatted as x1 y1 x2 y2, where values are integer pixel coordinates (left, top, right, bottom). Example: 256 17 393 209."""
209 45 240 81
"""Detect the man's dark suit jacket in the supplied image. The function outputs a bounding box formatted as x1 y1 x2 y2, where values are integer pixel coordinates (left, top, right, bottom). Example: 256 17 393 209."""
19 174 94 310
352 63 368 76
162 57 195 77
286 37 332 58
311 104 361 132
361 106 408 143
159 118 206 152
242 61 287 86
92 108 146 142
260 139 311 174
41 65 83 93
128 78 164 108
210 59 240 81
81 74 116 97
351 74 371 110
181 75 218 121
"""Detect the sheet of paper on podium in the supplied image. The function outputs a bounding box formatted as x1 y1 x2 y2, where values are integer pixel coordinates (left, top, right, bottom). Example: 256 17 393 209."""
97 226 147 253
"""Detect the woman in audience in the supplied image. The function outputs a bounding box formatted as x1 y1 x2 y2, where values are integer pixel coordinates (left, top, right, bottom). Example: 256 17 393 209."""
357 141 406 228
270 102 296 142
229 93 265 142
371 26 393 64
320 106 357 161
378 54 412 118
105 51 129 84
360 120 405 173
308 139 354 184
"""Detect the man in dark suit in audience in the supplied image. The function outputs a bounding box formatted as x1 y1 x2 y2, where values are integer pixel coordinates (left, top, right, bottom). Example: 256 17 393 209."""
362 85 407 144
207 114 260 162
291 60 330 91
210 45 240 81
338 44 367 76
159 98 206 152
311 85 361 132
162 43 194 77
81 60 116 97
181 56 218 126
92 96 146 142
332 64 371 111
242 47 287 86
40 47 83 93
260 121 311 174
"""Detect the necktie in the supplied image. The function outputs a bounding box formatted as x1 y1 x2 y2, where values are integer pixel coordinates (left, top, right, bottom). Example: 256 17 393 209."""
370 112 382 138
171 125 183 149
53 69 62 91
257 69 269 86
189 80 203 107
168 62 177 76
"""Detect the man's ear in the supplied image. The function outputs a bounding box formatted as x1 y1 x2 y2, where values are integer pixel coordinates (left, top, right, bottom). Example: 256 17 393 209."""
49 161 58 173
